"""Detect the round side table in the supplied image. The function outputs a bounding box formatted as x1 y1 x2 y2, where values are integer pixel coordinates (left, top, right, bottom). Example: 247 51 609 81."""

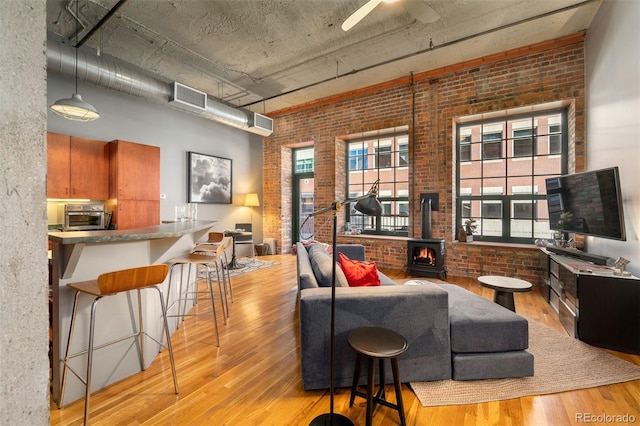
477 275 532 312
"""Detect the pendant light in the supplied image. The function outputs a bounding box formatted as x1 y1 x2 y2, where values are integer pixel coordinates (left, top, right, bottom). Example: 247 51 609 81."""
50 0 100 122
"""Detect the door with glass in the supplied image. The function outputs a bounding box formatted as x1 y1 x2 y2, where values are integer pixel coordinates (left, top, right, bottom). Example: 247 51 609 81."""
293 147 314 242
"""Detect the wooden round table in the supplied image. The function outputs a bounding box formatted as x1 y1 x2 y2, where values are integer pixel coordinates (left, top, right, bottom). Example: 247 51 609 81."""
477 275 532 312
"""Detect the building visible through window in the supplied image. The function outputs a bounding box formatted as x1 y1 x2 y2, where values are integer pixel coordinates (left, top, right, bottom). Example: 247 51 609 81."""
346 127 409 236
456 109 567 243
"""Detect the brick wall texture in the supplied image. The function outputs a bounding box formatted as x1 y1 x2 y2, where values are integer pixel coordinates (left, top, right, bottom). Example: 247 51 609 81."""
263 34 586 286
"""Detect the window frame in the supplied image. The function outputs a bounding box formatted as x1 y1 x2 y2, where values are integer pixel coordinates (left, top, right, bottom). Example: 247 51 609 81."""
346 130 410 236
456 109 568 244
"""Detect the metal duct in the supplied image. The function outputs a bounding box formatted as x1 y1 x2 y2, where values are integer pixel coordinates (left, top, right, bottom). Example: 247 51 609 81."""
46 39 258 134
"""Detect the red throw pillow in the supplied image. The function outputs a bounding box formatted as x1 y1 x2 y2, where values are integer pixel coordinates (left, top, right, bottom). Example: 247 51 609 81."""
338 252 381 287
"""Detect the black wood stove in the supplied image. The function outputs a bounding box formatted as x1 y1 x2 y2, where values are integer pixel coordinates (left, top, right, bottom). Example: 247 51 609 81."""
406 194 446 279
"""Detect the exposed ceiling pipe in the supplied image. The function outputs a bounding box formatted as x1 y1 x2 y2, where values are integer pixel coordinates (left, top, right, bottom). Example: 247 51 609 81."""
46 38 263 134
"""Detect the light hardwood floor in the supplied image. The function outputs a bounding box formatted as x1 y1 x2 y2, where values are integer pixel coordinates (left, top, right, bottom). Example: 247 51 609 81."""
50 254 640 425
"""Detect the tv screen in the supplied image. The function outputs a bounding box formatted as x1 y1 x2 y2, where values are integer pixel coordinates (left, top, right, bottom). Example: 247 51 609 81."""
545 167 626 241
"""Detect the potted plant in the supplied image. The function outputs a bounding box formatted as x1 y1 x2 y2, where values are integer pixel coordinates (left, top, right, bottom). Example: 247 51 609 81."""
464 219 478 242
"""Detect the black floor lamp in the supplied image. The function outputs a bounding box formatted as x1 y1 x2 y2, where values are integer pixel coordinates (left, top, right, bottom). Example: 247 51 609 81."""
305 180 382 426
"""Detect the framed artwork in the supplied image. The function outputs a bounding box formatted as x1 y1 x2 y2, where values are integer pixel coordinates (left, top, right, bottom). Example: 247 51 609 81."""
188 151 232 204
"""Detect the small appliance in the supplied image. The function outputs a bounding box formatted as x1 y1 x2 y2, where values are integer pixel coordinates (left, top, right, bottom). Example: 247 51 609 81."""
61 204 106 231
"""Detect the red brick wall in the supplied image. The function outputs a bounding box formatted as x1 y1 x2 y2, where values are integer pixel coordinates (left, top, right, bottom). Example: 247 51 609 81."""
263 34 586 286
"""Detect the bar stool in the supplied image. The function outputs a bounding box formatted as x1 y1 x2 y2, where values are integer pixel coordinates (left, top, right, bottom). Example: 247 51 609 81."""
348 327 408 426
165 252 227 347
58 264 178 425
194 234 233 304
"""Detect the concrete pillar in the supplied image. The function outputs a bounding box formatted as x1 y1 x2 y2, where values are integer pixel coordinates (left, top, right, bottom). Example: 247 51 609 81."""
0 1 49 424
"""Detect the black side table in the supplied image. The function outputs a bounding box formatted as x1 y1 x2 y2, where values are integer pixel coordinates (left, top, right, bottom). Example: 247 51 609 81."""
348 327 408 426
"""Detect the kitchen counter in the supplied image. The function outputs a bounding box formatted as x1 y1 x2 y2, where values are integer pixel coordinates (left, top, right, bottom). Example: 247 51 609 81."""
48 220 216 245
49 220 217 407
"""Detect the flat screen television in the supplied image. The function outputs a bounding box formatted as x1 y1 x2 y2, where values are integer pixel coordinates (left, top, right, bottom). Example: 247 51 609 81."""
545 167 626 241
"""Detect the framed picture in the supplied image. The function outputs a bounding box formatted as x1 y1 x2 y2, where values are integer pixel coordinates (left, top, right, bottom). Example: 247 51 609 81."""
188 151 232 204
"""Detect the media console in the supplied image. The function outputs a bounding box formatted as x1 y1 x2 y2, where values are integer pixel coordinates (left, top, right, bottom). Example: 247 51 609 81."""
542 249 640 354
545 245 610 265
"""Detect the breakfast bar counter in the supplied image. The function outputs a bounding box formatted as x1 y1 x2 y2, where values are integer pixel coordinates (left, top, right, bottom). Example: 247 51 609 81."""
49 220 216 406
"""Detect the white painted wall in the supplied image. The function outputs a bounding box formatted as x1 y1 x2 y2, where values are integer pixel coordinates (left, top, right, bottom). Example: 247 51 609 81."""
585 0 640 276
47 71 264 247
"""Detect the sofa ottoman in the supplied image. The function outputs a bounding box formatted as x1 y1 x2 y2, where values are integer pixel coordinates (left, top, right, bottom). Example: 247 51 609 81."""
440 284 534 380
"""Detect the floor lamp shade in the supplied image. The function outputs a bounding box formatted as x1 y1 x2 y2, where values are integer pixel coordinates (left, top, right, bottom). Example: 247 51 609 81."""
245 193 259 226
244 193 260 207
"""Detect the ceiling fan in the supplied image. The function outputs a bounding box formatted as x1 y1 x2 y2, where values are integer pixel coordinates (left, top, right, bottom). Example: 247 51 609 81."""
342 0 440 31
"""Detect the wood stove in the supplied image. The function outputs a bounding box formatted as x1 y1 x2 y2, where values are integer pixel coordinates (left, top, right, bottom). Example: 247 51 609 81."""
407 239 446 279
406 193 446 279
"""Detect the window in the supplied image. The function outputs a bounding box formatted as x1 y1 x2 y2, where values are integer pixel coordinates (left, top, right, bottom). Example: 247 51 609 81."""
512 120 537 158
548 117 562 154
456 109 567 243
459 131 471 162
482 127 503 160
346 129 409 236
349 147 368 170
294 147 314 174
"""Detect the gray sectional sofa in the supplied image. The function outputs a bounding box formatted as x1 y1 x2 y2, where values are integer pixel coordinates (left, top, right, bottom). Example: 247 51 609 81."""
296 242 533 390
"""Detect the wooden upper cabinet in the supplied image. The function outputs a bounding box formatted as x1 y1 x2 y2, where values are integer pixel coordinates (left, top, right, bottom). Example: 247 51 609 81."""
47 132 109 199
108 140 160 230
109 140 160 201
70 137 109 199
47 132 71 198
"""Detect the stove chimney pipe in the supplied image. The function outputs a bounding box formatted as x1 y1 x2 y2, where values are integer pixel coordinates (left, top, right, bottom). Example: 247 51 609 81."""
421 197 432 240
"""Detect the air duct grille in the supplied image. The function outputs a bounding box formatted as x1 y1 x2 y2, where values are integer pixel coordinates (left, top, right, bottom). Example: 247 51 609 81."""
169 82 207 111
248 112 274 136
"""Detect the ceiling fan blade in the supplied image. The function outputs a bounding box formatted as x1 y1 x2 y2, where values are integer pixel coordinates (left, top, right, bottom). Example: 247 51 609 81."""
342 0 384 31
403 0 440 24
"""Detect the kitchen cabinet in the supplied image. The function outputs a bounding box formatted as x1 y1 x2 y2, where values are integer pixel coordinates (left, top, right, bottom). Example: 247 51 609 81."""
114 200 160 230
544 250 640 354
47 132 109 199
108 140 160 229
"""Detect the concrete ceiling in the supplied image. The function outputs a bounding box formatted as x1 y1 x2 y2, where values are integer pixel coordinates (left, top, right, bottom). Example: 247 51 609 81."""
46 0 602 115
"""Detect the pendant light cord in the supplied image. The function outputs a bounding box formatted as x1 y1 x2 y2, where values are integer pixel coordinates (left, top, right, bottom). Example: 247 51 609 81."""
74 0 79 94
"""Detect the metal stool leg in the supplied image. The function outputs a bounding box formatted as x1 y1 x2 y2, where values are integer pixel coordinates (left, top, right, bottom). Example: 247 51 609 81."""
83 297 100 425
58 291 81 408
223 251 233 303
153 285 178 394
203 265 221 346
214 259 229 319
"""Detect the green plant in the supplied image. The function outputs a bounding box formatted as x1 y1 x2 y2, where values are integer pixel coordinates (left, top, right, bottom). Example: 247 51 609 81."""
464 219 478 235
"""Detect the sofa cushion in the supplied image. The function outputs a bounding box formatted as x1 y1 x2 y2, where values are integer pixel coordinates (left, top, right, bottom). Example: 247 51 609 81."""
452 351 534 380
307 243 348 287
338 252 381 287
296 242 319 290
439 284 529 353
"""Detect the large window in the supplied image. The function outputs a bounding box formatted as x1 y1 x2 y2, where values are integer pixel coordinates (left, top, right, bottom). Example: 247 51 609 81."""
346 128 409 236
456 109 567 243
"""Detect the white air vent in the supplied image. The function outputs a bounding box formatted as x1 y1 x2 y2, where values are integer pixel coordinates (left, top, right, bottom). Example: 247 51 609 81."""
169 82 207 112
248 112 274 137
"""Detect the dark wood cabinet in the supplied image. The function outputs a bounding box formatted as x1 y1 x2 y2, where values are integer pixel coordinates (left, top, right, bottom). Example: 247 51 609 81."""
108 140 160 230
545 251 640 354
46 132 109 199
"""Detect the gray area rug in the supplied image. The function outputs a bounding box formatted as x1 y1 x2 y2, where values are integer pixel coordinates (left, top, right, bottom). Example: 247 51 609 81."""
410 321 640 406
198 257 279 279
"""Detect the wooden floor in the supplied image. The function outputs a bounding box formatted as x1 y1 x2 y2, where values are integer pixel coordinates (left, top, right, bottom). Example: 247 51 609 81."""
50 254 640 426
